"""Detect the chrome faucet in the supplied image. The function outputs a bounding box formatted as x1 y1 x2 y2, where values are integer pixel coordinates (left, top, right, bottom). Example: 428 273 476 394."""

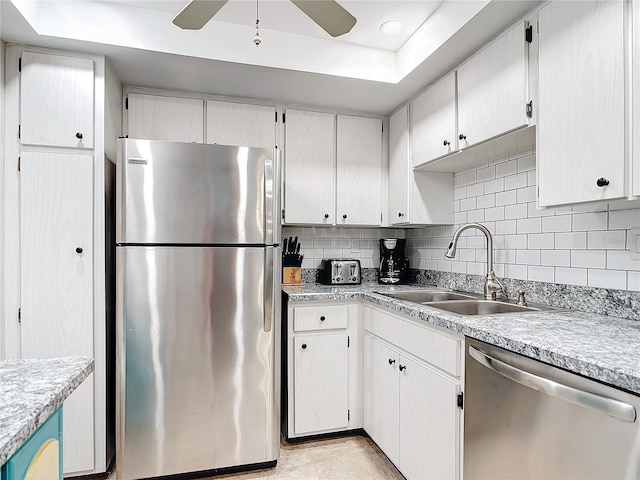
444 223 505 300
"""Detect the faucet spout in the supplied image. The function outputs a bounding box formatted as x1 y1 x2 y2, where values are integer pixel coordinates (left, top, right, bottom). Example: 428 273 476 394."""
444 223 504 300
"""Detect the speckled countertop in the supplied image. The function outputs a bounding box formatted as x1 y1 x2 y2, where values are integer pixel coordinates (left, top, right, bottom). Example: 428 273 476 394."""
0 356 94 465
283 282 640 396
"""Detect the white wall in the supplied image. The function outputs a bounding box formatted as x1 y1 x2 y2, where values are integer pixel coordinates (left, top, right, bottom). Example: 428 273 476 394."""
0 39 5 359
405 150 640 292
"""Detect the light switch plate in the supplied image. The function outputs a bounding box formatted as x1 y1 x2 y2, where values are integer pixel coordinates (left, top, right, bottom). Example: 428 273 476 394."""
629 228 640 261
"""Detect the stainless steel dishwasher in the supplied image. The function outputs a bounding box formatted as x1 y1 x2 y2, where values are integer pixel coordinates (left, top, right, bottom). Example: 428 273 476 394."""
464 338 640 479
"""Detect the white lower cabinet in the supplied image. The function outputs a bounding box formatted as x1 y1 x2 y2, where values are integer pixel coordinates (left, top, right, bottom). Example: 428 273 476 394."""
363 306 463 480
286 302 362 438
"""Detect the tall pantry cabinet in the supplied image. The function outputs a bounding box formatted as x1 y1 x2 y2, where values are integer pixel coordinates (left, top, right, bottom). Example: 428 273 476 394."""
2 45 122 477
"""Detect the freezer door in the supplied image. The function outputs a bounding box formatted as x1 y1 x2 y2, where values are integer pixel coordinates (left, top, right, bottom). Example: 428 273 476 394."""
116 246 280 479
116 139 279 245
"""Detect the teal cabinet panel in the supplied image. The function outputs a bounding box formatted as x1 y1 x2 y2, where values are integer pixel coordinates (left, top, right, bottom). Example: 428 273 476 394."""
2 408 63 480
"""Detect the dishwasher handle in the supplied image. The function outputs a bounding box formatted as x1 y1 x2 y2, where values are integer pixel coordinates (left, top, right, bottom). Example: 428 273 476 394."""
468 345 637 423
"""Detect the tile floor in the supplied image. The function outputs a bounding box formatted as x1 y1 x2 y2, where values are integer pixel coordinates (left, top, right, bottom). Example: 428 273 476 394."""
210 435 404 480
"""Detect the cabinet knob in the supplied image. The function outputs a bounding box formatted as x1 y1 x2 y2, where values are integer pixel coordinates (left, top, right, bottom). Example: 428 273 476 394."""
388 358 396 365
75 132 83 139
596 178 610 187
342 214 347 220
301 343 307 349
399 365 406 371
320 315 325 321
459 134 466 141
75 247 83 254
398 212 403 217
443 140 450 146
324 213 329 219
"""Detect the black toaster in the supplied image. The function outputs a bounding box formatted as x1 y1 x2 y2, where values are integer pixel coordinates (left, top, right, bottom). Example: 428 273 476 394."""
318 259 361 285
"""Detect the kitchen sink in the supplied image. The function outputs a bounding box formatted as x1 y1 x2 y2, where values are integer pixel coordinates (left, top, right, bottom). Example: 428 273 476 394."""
427 299 541 315
379 290 476 303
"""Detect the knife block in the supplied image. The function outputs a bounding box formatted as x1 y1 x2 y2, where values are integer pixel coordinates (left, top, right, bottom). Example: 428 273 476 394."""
282 267 302 284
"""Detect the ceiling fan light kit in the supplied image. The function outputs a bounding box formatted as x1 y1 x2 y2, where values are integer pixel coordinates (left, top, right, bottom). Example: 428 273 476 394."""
172 0 356 38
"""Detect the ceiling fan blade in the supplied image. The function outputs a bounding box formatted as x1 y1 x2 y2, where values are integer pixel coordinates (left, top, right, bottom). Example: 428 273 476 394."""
290 0 356 38
172 0 228 30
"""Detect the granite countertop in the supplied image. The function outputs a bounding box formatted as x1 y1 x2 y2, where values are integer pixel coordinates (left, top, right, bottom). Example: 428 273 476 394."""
283 282 640 396
0 356 94 465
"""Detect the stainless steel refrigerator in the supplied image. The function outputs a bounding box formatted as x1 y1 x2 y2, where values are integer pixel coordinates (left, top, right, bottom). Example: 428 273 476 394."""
115 138 281 480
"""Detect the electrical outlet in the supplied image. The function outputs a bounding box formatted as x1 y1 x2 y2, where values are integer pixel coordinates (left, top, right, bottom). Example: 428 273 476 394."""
350 239 360 253
629 228 640 261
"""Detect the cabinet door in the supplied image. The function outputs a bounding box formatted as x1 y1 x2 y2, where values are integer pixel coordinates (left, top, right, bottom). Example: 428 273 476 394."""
336 115 382 225
294 333 348 435
284 109 335 224
20 152 95 474
389 106 410 225
127 93 204 143
457 22 529 148
20 51 94 148
206 100 275 148
632 0 639 197
398 355 460 480
364 334 400 465
538 1 625 206
412 72 457 167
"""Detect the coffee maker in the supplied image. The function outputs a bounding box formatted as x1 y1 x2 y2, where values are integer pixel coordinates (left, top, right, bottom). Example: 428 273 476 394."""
378 238 410 284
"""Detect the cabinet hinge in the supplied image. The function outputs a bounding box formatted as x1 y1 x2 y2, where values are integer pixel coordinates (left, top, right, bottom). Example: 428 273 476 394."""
381 123 384 134
18 156 21 172
18 57 21 72
347 336 350 348
125 97 129 110
348 409 350 421
18 124 21 140
275 111 278 123
457 392 464 409
526 101 533 118
537 20 539 33
18 308 21 323
525 25 533 43
282 209 285 221
282 112 286 123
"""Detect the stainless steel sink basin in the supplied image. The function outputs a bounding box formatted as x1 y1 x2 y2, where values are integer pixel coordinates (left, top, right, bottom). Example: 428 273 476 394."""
379 290 476 303
427 300 541 315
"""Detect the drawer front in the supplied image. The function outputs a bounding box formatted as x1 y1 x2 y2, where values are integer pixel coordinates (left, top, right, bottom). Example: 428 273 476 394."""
293 305 348 331
365 308 461 377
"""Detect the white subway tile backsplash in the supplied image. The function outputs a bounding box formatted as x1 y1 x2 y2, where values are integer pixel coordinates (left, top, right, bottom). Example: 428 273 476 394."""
485 206 505 221
516 249 540 265
459 249 476 262
609 209 640 229
628 272 640 292
588 230 626 250
495 249 516 264
467 262 485 275
556 267 588 286
495 190 517 206
607 251 640 271
528 233 555 249
503 234 528 249
555 232 587 249
517 154 536 172
458 171 477 186
454 211 467 224
588 269 627 289
495 160 517 178
573 212 608 231
467 209 485 222
466 182 484 197
452 261 467 273
437 260 453 272
571 250 606 269
466 235 487 249
505 203 528 220
517 217 541 234
528 265 555 282
495 220 517 235
516 186 537 203
542 215 572 233
477 194 496 208
527 202 556 217
484 178 505 194
504 263 528 280
526 170 536 187
454 187 467 200
477 166 496 182
504 173 527 190
460 197 477 211
541 250 570 267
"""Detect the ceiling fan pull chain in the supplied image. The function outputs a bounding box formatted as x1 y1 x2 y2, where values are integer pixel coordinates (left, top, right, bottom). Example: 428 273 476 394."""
253 0 262 46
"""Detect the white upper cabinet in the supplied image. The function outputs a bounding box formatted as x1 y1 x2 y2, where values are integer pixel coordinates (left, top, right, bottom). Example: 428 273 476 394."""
457 21 530 149
284 109 335 225
412 72 457 167
336 115 382 226
20 51 94 148
389 106 454 226
632 0 640 197
127 93 204 143
206 100 276 148
537 1 625 206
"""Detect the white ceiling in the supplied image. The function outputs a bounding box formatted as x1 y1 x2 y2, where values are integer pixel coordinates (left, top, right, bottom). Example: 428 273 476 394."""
0 0 541 114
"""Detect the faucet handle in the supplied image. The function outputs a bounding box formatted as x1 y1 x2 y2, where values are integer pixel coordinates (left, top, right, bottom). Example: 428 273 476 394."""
517 290 527 306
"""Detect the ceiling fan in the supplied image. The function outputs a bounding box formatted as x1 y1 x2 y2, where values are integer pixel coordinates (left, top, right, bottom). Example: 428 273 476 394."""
172 0 357 38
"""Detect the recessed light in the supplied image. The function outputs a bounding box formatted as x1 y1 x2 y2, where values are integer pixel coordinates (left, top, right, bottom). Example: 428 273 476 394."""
380 20 403 35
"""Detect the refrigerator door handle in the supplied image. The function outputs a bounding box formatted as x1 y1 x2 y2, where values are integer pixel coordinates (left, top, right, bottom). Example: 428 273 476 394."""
264 158 274 245
264 247 275 332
